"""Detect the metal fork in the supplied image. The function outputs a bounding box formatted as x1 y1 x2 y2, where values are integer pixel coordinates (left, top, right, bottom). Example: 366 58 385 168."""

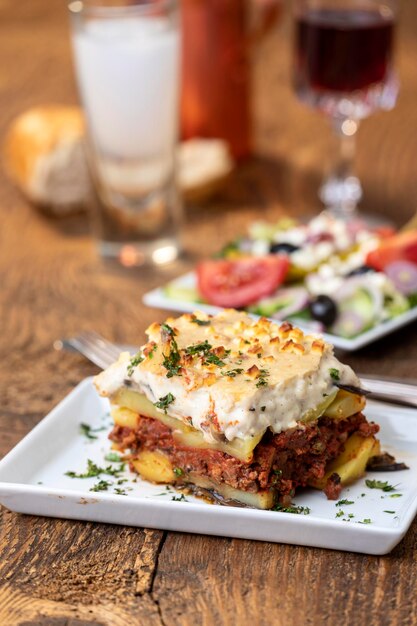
54 331 417 408
53 331 131 370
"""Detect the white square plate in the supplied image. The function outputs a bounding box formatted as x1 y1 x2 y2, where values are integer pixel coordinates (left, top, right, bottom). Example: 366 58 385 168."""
143 272 417 351
0 377 416 554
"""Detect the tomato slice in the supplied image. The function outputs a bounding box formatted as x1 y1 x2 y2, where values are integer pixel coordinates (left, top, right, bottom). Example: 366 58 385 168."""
197 256 289 308
366 230 417 271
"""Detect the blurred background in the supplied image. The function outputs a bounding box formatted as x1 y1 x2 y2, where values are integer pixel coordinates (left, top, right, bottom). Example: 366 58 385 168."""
1 0 416 232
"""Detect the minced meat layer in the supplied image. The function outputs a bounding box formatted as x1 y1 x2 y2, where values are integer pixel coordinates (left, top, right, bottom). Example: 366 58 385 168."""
110 413 379 501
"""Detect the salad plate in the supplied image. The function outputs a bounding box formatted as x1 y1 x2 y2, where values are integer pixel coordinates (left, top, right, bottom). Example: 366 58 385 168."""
144 214 417 351
0 377 416 555
143 271 417 351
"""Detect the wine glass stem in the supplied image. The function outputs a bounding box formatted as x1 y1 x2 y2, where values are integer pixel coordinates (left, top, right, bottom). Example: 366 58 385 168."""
320 118 362 219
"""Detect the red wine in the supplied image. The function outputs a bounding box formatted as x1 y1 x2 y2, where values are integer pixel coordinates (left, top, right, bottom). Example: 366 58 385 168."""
296 8 394 93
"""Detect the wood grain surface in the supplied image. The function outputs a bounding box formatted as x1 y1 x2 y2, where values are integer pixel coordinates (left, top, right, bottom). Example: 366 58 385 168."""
0 1 416 625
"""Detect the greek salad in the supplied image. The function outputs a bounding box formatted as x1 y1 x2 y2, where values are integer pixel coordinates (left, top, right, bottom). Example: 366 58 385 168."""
164 213 417 339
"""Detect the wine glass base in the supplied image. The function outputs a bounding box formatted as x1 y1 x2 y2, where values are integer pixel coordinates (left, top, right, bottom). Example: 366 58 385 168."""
319 175 362 220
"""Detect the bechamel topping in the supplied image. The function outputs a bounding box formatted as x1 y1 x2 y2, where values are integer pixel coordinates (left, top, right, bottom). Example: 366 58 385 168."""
94 310 361 442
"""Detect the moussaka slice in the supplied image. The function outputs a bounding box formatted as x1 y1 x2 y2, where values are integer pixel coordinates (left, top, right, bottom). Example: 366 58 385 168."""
94 310 380 508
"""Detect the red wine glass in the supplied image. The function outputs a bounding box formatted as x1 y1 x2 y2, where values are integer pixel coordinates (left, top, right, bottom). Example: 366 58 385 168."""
294 0 398 220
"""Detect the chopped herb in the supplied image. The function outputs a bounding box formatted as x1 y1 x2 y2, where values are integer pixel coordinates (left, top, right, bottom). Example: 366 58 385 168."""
65 459 125 479
273 503 310 515
359 518 372 524
90 479 113 492
365 479 397 492
154 393 175 414
257 353 262 358
190 318 210 326
105 452 122 463
336 499 354 507
173 467 184 477
80 423 98 440
127 352 144 376
221 368 244 378
114 488 127 495
271 469 282 485
185 340 212 356
384 510 395 514
361 493 366 497
147 344 157 359
161 323 177 337
37 481 43 485
336 510 345 518
390 493 403 498
204 353 226 367
117 478 128 485
348 513 355 519
162 351 182 378
161 324 182 378
261 406 266 412
171 494 188 502
255 369 270 388
329 368 340 381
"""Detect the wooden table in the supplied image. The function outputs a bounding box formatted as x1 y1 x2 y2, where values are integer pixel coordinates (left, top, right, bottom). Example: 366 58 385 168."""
1 2 416 624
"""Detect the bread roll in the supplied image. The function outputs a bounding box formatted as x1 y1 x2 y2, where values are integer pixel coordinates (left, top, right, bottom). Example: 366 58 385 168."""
4 106 234 214
4 105 91 214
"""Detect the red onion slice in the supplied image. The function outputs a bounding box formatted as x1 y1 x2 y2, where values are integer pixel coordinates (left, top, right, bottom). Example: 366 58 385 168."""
384 261 417 295
270 287 310 320
331 310 368 338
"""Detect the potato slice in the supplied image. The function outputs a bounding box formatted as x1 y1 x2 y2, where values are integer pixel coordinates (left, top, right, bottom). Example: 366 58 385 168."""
131 450 175 484
323 390 366 420
309 434 380 490
111 388 263 462
187 472 275 509
111 406 139 429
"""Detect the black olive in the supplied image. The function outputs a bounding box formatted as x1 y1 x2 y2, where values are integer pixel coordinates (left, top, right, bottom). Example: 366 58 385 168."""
308 295 338 326
269 242 299 254
347 265 376 277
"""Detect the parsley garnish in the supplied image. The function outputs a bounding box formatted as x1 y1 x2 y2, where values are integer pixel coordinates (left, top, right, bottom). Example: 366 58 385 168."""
161 324 182 378
161 323 177 337
329 368 340 381
358 518 372 524
104 452 122 462
336 510 345 518
204 353 227 366
190 318 210 326
389 493 403 498
173 467 184 476
154 393 175 414
127 352 144 376
65 459 125 479
79 423 106 440
261 406 266 412
185 340 212 356
365 479 397 492
272 503 310 515
384 510 395 514
256 368 270 388
90 479 113 492
336 499 354 507
171 494 188 502
221 368 244 378
147 344 157 359
114 487 127 495
80 423 98 440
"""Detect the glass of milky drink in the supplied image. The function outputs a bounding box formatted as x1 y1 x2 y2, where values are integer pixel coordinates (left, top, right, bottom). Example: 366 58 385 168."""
69 0 182 267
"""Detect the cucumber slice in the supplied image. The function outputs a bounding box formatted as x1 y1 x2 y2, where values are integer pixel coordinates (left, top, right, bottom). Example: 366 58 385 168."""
164 282 201 303
331 288 375 338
